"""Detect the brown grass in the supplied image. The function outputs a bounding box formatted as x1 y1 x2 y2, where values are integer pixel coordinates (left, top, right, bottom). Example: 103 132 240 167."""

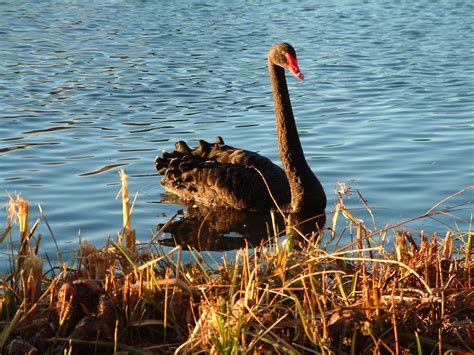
0 176 472 354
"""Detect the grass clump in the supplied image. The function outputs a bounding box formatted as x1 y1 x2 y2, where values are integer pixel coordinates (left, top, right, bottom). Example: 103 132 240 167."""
0 176 472 354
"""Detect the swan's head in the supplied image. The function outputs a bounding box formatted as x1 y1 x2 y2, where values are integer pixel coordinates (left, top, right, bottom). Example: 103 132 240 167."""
268 42 304 80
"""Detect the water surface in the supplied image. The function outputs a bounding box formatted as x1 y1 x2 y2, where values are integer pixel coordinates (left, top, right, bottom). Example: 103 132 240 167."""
0 0 472 264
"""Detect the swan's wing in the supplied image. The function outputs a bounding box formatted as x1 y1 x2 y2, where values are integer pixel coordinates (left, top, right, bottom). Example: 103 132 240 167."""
155 137 290 210
173 136 278 171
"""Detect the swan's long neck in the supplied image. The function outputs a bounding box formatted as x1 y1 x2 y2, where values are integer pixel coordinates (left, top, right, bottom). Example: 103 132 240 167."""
268 59 326 213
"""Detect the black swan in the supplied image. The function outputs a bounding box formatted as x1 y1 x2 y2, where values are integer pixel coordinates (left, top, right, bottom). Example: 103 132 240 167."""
155 43 326 214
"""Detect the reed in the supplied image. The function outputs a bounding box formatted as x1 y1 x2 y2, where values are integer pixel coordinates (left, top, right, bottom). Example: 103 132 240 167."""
118 169 137 254
0 179 472 354
7 195 30 271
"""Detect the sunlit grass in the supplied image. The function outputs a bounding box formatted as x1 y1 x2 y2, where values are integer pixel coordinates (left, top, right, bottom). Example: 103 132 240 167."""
0 174 472 354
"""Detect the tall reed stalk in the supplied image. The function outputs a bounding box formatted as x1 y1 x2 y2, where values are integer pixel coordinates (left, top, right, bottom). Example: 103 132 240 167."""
0 179 472 354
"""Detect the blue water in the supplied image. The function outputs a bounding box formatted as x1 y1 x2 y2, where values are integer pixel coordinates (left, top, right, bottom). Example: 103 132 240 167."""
0 0 472 265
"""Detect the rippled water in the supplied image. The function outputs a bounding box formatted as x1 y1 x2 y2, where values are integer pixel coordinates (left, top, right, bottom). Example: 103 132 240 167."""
1 0 472 264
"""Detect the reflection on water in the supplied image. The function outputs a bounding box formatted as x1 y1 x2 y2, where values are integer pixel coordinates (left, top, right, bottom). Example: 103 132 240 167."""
158 207 281 251
80 163 128 176
157 196 326 251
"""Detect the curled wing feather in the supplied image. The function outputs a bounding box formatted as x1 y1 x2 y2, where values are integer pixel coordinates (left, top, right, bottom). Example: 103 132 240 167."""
155 137 290 210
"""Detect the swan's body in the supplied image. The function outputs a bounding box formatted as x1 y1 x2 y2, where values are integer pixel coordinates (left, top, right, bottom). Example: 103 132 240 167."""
155 43 326 214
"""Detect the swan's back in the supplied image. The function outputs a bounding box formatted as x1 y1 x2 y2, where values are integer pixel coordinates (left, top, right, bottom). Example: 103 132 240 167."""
155 137 290 210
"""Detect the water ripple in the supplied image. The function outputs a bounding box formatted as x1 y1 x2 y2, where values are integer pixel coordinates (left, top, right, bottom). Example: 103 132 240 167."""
0 0 472 262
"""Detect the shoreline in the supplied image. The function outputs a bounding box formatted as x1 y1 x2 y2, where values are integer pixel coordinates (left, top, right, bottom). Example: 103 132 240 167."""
1 174 472 354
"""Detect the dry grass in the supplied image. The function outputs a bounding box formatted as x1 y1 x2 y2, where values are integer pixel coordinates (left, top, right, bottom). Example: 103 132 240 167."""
0 175 472 354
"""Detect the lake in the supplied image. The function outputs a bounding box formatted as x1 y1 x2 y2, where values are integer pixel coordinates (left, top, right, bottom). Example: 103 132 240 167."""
1 0 472 266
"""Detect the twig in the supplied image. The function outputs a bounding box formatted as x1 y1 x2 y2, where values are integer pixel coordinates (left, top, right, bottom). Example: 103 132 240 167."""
38 204 61 258
424 185 473 215
251 166 286 219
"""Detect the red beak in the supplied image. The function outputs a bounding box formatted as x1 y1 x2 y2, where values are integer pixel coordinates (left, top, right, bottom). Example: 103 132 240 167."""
284 52 304 80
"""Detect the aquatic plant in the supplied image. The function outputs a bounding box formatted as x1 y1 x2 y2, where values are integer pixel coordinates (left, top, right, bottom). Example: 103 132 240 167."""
0 175 472 354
